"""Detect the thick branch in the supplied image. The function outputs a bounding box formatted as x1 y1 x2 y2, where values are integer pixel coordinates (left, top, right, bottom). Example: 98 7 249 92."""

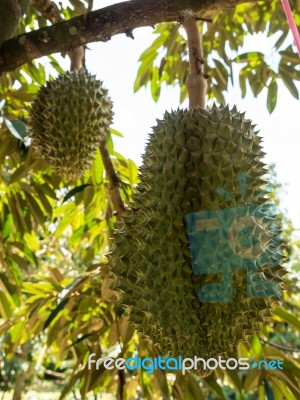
32 0 85 71
183 14 207 108
0 0 262 73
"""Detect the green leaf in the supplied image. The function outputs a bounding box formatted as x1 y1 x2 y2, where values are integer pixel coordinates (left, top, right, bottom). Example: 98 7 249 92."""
128 159 138 185
152 368 170 399
270 377 298 400
9 163 30 184
70 219 99 244
279 48 300 64
134 66 151 92
204 374 225 399
3 118 27 142
9 258 23 285
233 51 264 63
110 128 123 137
184 374 205 399
3 212 12 241
267 79 278 113
274 306 300 330
248 70 265 97
224 368 242 392
244 367 263 392
165 24 180 56
48 55 65 74
83 185 95 209
69 0 86 13
9 253 28 270
251 335 263 356
8 195 23 234
27 61 46 84
139 33 167 62
63 184 92 203
259 385 265 400
54 207 78 237
274 30 289 50
9 119 27 138
239 71 247 98
43 298 70 330
31 183 53 215
264 379 275 400
279 71 299 99
151 66 161 102
67 333 94 348
40 183 57 199
213 59 228 88
9 320 26 345
0 292 12 319
279 63 300 81
92 149 103 186
106 132 114 153
267 368 300 398
24 192 45 226
283 360 300 379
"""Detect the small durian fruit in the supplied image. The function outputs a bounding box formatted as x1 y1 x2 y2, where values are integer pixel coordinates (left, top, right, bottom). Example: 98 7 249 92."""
109 104 286 377
29 69 113 179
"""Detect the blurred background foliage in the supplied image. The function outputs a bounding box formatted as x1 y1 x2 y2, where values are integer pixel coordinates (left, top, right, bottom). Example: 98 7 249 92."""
0 0 299 399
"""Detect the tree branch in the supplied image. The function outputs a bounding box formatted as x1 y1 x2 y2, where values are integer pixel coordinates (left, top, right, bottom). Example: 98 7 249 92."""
260 338 300 353
32 0 85 71
99 140 125 218
0 0 262 73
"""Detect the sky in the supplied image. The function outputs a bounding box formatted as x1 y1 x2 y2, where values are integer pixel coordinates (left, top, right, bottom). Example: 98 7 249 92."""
84 0 300 230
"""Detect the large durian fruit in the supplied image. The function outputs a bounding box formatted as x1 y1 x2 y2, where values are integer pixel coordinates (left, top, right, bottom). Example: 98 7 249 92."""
109 104 285 375
29 69 113 179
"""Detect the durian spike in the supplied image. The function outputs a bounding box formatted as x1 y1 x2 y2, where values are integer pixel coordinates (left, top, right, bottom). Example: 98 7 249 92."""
182 13 207 109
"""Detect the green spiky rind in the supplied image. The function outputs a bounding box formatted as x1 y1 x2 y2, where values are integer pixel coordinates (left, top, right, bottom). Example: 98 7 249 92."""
29 70 113 179
109 104 285 372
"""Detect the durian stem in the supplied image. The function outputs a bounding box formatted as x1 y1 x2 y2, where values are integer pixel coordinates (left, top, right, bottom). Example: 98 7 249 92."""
99 140 125 217
182 15 207 109
69 46 85 71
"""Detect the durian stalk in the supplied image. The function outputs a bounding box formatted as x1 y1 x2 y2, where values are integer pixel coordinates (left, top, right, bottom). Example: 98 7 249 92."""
182 15 207 109
69 45 85 71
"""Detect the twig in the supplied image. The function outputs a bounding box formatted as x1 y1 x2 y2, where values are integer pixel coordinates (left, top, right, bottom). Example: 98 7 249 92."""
117 366 125 400
261 338 300 353
0 0 261 73
99 140 125 218
116 316 125 400
182 13 207 108
196 17 214 23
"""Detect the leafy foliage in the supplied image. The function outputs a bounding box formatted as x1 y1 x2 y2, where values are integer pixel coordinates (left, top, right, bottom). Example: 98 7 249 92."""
0 0 299 399
134 0 300 112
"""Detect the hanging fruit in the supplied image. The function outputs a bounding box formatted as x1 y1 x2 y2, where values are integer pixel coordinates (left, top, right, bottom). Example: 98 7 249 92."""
29 69 113 180
109 13 286 376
